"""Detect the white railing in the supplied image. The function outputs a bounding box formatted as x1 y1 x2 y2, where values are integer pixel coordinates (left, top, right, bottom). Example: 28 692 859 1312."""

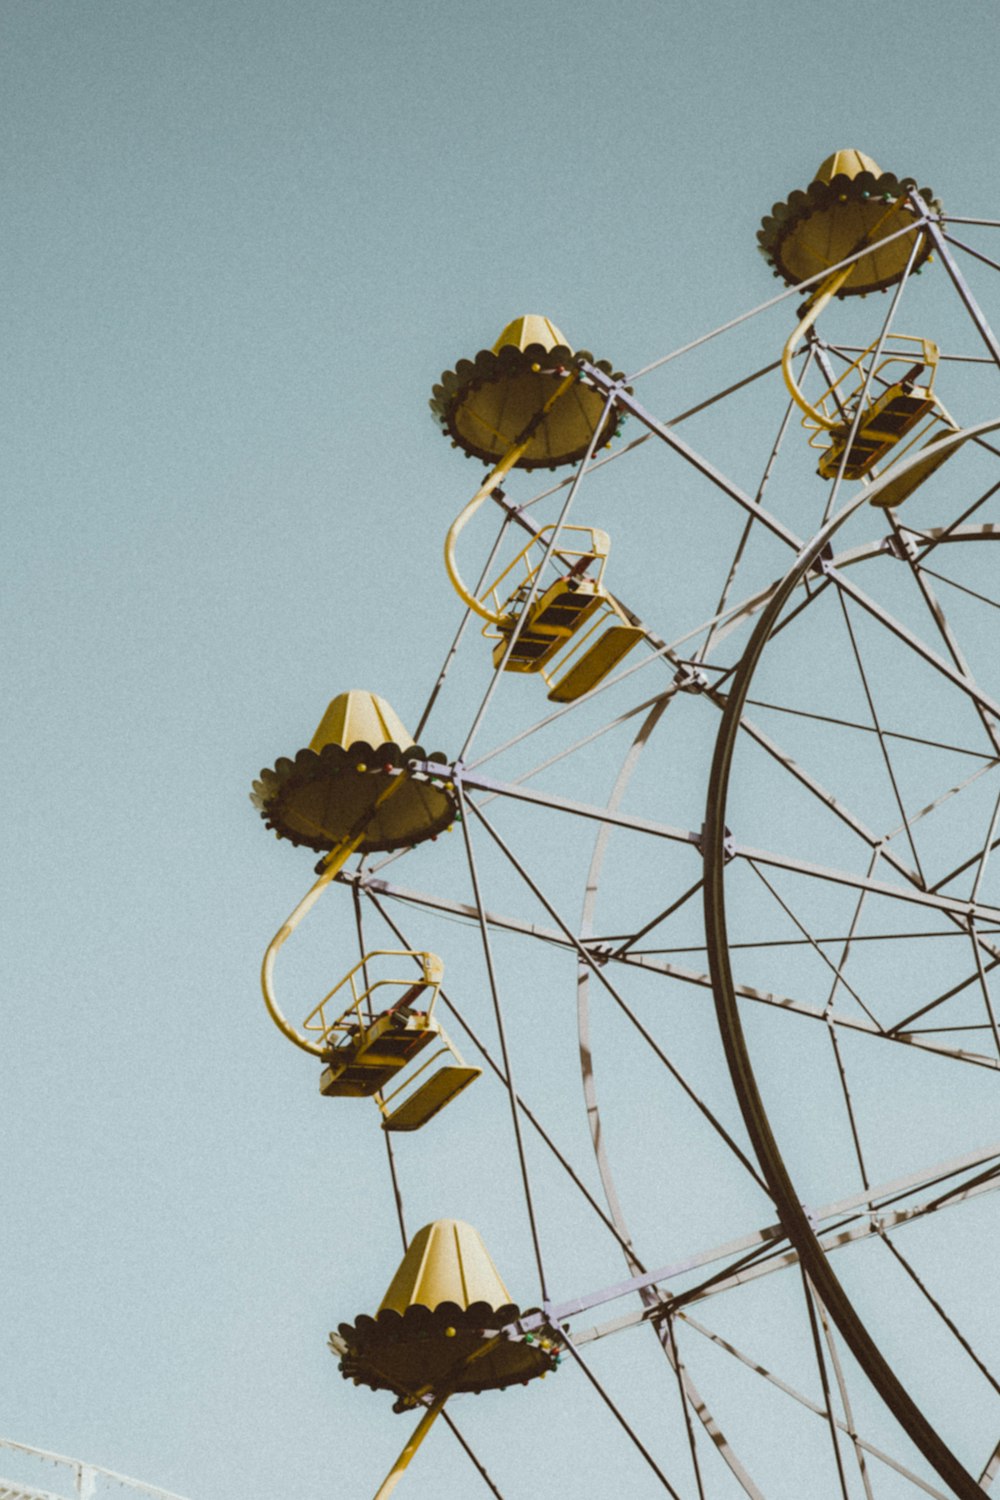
0 1441 193 1500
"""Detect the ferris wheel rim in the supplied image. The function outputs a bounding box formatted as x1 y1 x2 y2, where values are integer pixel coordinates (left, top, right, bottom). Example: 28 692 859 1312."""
700 415 1000 1500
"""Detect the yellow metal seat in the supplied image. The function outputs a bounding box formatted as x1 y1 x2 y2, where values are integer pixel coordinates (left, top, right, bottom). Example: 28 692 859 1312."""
492 574 608 673
481 525 643 700
799 336 960 502
819 380 939 480
303 950 480 1129
319 1005 438 1099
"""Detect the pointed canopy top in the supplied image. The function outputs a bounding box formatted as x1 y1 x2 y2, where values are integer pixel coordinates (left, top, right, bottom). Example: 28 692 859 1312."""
308 690 412 756
491 314 571 357
378 1220 513 1315
815 148 882 184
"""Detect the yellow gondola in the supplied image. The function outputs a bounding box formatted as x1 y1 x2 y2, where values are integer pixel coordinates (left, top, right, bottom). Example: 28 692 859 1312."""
431 316 638 700
331 1220 559 1497
478 524 644 700
798 335 963 502
303 950 481 1132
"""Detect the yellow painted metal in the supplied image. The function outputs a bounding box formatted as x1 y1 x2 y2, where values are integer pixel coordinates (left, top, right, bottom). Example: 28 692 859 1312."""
492 314 569 355
335 1221 559 1400
300 949 480 1125
442 369 581 624
772 150 930 294
259 775 412 1056
379 1059 480 1132
371 1387 452 1500
781 266 856 428
252 691 455 853
869 426 967 509
476 524 642 697
547 623 646 703
378 1220 514 1315
798 333 960 495
309 691 411 755
780 179 914 429
815 148 881 183
449 315 605 468
304 949 444 1043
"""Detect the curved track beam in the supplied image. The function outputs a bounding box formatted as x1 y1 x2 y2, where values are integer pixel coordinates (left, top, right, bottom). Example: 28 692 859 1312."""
703 419 1000 1499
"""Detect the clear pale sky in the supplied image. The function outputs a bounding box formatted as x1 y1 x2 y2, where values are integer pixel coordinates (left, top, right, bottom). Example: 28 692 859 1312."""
5 2 1000 1497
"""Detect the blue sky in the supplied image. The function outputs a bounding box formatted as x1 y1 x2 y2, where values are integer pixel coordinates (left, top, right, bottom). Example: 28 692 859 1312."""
5 3 1000 1497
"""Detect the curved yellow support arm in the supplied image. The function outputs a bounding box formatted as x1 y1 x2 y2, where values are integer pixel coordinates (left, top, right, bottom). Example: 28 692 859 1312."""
443 369 581 624
781 265 855 429
260 836 366 1057
260 775 410 1056
372 1388 452 1500
782 192 918 431
369 1330 506 1498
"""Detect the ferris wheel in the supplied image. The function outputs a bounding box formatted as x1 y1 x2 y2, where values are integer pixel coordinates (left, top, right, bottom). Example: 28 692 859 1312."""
251 149 1000 1498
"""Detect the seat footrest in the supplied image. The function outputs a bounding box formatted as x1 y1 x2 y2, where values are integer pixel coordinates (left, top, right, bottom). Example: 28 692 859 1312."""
548 625 644 702
381 1066 482 1132
869 433 965 509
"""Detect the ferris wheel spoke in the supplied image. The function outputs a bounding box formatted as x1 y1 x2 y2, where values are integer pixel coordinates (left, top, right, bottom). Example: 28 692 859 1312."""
888 757 1000 853
466 690 679 799
979 1437 1000 1490
697 369 807 666
438 1411 508 1500
930 825 1000 896
730 841 1000 923
837 591 929 882
828 566 1000 733
457 788 551 1303
911 559 1000 614
884 940 1000 1034
360 884 645 1257
573 1148 1000 1324
825 1011 875 1192
886 512 1000 763
968 921 1000 1060
876 1229 1000 1399
744 695 996 761
745 857 883 1027
552 1336 687 1499
426 763 702 850
516 353 783 519
912 487 1000 564
944 235 1000 277
582 360 805 554
732 713 924 888
343 867 1000 1069
412 509 516 746
607 876 705 961
677 1314 952 1500
800 1272 855 1500
919 205 1000 370
463 795 771 1193
816 1296 879 1500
